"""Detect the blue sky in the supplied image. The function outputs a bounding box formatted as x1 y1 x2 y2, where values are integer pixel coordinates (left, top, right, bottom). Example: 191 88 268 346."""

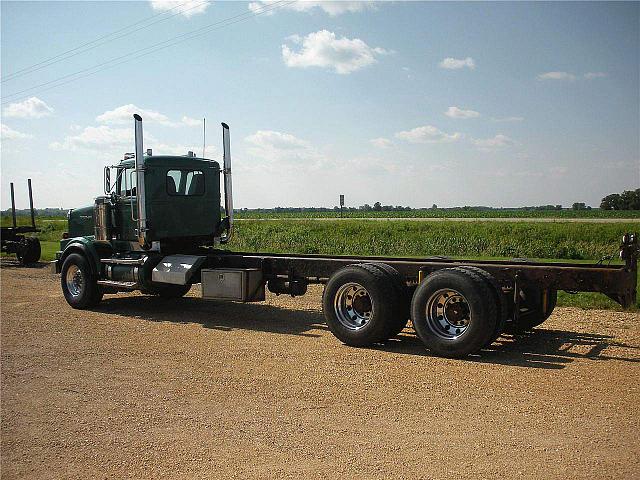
1 1 638 209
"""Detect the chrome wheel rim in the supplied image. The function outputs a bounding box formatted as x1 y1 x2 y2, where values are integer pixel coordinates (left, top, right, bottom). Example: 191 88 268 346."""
425 288 471 340
333 282 373 330
65 264 84 297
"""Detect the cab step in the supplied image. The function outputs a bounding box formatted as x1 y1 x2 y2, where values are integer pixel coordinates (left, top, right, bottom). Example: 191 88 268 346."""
97 280 138 290
100 257 146 265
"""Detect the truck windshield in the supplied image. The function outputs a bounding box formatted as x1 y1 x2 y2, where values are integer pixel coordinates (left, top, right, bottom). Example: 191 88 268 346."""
167 170 204 196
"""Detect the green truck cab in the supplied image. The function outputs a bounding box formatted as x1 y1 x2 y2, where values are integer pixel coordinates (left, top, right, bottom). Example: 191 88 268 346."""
63 156 222 248
55 116 233 308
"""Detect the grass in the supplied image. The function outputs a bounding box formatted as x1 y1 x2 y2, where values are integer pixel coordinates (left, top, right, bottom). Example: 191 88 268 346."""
226 220 639 310
235 209 640 219
2 215 637 310
227 220 638 260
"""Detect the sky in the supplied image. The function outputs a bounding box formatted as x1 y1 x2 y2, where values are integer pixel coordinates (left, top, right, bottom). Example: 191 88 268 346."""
1 1 639 210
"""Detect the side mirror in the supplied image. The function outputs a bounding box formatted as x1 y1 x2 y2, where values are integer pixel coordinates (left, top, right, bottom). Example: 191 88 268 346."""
104 166 111 194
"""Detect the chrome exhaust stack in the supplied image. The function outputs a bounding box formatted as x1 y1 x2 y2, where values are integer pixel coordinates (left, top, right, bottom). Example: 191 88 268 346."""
220 122 233 244
133 114 148 247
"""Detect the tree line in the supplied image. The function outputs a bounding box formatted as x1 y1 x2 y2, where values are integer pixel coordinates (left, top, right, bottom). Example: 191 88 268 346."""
600 189 640 210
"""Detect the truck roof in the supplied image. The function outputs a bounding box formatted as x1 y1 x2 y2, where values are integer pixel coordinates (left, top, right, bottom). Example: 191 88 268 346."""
118 155 220 169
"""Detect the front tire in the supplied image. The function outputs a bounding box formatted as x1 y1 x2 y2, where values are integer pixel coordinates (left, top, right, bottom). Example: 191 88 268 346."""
61 253 103 309
411 268 498 358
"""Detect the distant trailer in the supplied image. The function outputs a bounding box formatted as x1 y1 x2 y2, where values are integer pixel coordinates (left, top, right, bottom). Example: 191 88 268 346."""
1 179 41 265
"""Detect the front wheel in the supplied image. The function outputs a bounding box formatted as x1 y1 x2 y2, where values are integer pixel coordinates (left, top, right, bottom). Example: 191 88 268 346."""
61 253 103 309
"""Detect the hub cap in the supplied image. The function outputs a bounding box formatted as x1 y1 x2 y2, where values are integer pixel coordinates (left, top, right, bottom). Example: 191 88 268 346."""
333 282 373 330
65 264 84 298
425 288 471 340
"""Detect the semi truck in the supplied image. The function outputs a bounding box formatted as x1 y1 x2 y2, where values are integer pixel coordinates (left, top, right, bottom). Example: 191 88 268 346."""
54 114 638 358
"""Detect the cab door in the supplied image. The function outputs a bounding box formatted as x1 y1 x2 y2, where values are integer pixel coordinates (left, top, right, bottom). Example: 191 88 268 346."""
115 166 138 241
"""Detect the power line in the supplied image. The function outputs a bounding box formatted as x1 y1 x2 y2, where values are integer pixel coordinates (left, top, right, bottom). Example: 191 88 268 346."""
1 1 293 105
1 1 208 83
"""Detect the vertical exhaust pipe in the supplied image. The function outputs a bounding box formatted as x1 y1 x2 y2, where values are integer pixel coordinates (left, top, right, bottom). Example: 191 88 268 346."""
28 179 36 229
133 114 148 247
10 182 16 228
220 122 233 243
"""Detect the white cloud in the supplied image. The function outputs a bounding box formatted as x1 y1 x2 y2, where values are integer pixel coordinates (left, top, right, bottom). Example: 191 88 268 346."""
439 57 475 70
49 125 132 152
249 1 373 16
96 104 199 127
148 0 210 18
472 134 513 151
537 71 576 81
96 104 173 126
181 116 202 127
245 130 308 151
395 125 461 144
1 123 32 140
549 166 568 177
445 106 480 119
151 143 199 156
584 72 607 79
370 137 392 148
282 30 389 74
244 130 325 168
2 97 53 118
492 116 524 123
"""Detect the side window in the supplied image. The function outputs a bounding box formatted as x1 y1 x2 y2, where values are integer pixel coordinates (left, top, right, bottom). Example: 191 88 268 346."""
167 170 204 196
118 168 137 197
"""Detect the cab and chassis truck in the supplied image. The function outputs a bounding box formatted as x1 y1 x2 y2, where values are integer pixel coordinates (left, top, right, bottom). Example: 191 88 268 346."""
54 114 639 358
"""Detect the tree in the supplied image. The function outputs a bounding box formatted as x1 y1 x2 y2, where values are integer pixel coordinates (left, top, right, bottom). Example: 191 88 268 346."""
431 204 438 209
572 202 588 210
600 193 623 210
620 189 640 210
373 202 382 211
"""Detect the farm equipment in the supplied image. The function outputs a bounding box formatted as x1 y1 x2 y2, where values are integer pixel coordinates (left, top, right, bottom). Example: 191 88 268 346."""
54 114 639 358
1 179 41 265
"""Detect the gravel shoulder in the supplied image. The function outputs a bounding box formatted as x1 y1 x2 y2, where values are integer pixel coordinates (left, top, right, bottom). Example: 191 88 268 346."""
1 261 639 479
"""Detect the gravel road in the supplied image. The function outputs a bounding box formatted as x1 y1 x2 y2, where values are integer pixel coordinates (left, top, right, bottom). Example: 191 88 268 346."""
1 261 639 479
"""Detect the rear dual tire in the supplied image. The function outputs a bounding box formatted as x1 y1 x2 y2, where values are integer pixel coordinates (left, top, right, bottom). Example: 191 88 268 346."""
322 264 399 346
411 268 498 358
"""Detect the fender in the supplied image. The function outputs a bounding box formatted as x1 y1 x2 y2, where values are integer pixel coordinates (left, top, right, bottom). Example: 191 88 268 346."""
58 237 112 276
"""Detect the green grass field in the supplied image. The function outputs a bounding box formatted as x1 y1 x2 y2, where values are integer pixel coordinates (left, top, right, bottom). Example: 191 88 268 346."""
234 208 640 219
2 215 638 310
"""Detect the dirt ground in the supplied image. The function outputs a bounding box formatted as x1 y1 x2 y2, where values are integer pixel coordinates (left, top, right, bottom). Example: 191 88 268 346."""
1 261 639 479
